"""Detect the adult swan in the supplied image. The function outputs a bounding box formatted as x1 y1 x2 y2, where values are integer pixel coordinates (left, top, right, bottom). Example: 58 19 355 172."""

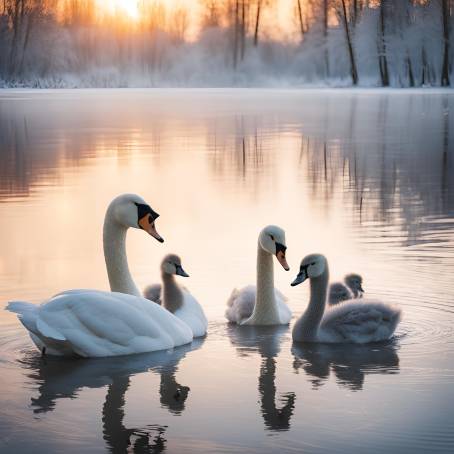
6 194 193 357
290 254 401 344
225 225 292 326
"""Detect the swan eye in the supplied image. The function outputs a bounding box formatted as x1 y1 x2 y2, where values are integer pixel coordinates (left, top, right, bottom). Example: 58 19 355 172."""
310 262 316 266
270 235 275 241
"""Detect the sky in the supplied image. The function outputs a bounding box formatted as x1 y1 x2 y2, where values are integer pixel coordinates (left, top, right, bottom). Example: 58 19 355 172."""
97 0 300 41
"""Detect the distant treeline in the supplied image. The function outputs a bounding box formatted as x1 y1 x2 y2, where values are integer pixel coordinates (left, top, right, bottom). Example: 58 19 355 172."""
0 1 452 87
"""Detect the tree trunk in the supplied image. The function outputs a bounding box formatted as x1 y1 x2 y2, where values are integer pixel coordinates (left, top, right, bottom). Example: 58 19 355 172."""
240 0 246 60
341 0 358 85
378 0 389 86
297 0 304 40
407 56 415 87
254 0 261 46
441 0 450 86
323 0 329 78
8 1 23 76
421 45 428 85
353 0 358 25
233 0 239 69
19 12 35 76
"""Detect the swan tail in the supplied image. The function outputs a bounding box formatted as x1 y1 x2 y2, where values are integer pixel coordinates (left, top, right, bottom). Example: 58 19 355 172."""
6 300 41 336
6 300 37 315
7 300 67 344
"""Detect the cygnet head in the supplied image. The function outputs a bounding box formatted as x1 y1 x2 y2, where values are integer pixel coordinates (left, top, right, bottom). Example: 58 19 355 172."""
329 283 351 304
291 253 327 286
108 193 164 243
161 253 189 277
259 225 290 271
344 273 364 294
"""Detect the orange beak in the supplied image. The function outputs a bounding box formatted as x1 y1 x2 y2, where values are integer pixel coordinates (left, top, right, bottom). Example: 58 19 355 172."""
276 250 289 271
138 214 164 243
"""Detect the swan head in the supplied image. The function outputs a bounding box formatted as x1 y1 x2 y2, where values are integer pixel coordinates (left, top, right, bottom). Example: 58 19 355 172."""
291 254 326 286
344 273 364 294
259 225 289 271
109 193 164 243
161 254 189 277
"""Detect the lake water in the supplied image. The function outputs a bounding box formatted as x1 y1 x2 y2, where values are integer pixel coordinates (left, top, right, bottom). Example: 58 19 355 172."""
0 89 453 453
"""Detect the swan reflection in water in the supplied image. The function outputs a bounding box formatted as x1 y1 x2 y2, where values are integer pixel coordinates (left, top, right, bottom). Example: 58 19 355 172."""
20 337 205 453
292 341 400 391
227 324 295 432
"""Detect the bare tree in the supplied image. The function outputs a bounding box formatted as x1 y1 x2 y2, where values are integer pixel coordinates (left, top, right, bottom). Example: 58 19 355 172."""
339 0 358 85
296 0 305 40
441 0 451 86
253 0 261 46
323 0 329 78
199 0 221 28
378 0 390 86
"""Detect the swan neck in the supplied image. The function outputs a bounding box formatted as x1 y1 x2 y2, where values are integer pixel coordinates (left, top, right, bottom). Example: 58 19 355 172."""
250 243 278 322
162 273 184 313
103 209 140 297
294 267 329 342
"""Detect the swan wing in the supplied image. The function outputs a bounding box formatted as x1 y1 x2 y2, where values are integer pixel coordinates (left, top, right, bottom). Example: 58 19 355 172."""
275 288 289 303
320 299 401 344
277 295 292 324
174 291 208 337
225 285 256 324
31 290 193 357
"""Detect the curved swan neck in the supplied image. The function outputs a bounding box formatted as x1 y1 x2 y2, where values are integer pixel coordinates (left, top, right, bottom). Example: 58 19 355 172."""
161 273 184 313
293 267 329 342
103 208 140 297
249 243 279 323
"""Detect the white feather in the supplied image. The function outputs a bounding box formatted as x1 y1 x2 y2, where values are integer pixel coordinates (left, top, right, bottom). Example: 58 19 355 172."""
7 290 193 357
225 285 291 325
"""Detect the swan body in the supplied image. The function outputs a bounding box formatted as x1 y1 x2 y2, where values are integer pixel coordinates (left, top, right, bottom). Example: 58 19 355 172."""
7 291 193 357
226 285 290 325
291 254 401 344
7 194 193 357
329 273 364 305
144 254 207 337
225 225 292 326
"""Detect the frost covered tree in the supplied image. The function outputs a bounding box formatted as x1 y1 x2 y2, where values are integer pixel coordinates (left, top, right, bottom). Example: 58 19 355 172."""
0 0 451 87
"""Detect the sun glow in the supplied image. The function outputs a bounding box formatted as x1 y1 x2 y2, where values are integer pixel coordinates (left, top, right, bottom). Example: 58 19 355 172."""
102 0 140 20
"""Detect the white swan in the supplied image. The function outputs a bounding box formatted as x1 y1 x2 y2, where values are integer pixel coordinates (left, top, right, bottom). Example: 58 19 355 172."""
6 194 193 357
225 225 292 326
291 254 401 344
328 273 364 305
144 254 208 337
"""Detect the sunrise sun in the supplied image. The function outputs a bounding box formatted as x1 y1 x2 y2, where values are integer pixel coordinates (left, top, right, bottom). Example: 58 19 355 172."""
103 0 140 20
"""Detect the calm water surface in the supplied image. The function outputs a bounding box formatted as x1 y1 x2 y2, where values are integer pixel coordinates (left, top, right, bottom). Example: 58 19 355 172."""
0 89 453 453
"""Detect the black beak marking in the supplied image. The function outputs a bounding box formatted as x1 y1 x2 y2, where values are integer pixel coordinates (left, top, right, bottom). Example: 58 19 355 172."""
135 202 159 227
275 242 287 255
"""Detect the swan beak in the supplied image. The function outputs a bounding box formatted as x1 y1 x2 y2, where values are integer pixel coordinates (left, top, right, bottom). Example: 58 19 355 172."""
176 265 189 277
359 284 364 293
291 272 307 286
139 215 164 243
276 243 290 271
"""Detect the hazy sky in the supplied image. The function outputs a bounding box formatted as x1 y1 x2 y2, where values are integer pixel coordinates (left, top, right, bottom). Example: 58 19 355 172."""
98 0 299 41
